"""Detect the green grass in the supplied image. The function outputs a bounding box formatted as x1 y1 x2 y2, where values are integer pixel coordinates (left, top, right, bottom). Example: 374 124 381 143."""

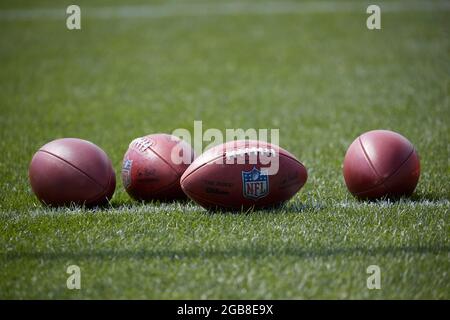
0 0 449 299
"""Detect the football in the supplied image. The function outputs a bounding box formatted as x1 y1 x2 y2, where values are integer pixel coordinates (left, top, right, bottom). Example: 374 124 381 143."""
29 138 116 207
180 140 308 210
343 130 420 199
122 133 195 201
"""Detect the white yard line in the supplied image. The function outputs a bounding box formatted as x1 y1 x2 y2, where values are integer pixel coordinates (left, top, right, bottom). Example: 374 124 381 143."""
0 199 448 218
336 199 450 209
0 1 449 20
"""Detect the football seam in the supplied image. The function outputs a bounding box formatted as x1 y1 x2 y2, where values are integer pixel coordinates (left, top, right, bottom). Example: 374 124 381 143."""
355 147 416 195
180 154 225 184
123 148 183 199
38 149 107 192
86 166 115 205
358 137 382 180
353 182 387 197
147 146 184 179
277 152 306 168
381 147 416 185
181 152 306 185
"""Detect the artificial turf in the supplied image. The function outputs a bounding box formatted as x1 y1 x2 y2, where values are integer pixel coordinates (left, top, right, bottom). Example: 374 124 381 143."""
0 0 448 299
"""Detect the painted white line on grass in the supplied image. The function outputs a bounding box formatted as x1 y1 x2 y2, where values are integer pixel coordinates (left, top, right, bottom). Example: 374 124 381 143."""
0 1 449 20
24 202 203 218
1 199 448 218
337 199 450 209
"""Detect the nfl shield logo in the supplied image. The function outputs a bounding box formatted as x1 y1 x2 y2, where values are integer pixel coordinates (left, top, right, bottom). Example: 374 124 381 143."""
122 158 133 188
242 166 269 200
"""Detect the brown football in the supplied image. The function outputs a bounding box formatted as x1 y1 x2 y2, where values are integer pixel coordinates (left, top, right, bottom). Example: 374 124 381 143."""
180 140 308 210
29 138 116 207
121 133 195 201
343 130 420 199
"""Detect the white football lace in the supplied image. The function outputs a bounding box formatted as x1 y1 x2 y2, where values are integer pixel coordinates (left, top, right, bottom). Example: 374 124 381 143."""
130 137 152 152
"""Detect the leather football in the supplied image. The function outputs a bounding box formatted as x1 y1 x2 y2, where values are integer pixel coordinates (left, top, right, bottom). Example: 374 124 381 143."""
343 130 420 199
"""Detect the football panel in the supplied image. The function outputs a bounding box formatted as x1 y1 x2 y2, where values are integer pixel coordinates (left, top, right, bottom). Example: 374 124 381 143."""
353 183 389 200
40 138 113 189
383 149 420 197
150 135 195 176
87 168 116 206
122 148 180 200
360 130 413 179
29 151 105 206
271 155 308 200
181 139 299 184
343 138 382 195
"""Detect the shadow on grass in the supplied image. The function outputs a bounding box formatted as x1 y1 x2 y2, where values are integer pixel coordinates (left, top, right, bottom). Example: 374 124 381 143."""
4 245 449 261
62 199 316 214
203 201 316 215
409 192 449 202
